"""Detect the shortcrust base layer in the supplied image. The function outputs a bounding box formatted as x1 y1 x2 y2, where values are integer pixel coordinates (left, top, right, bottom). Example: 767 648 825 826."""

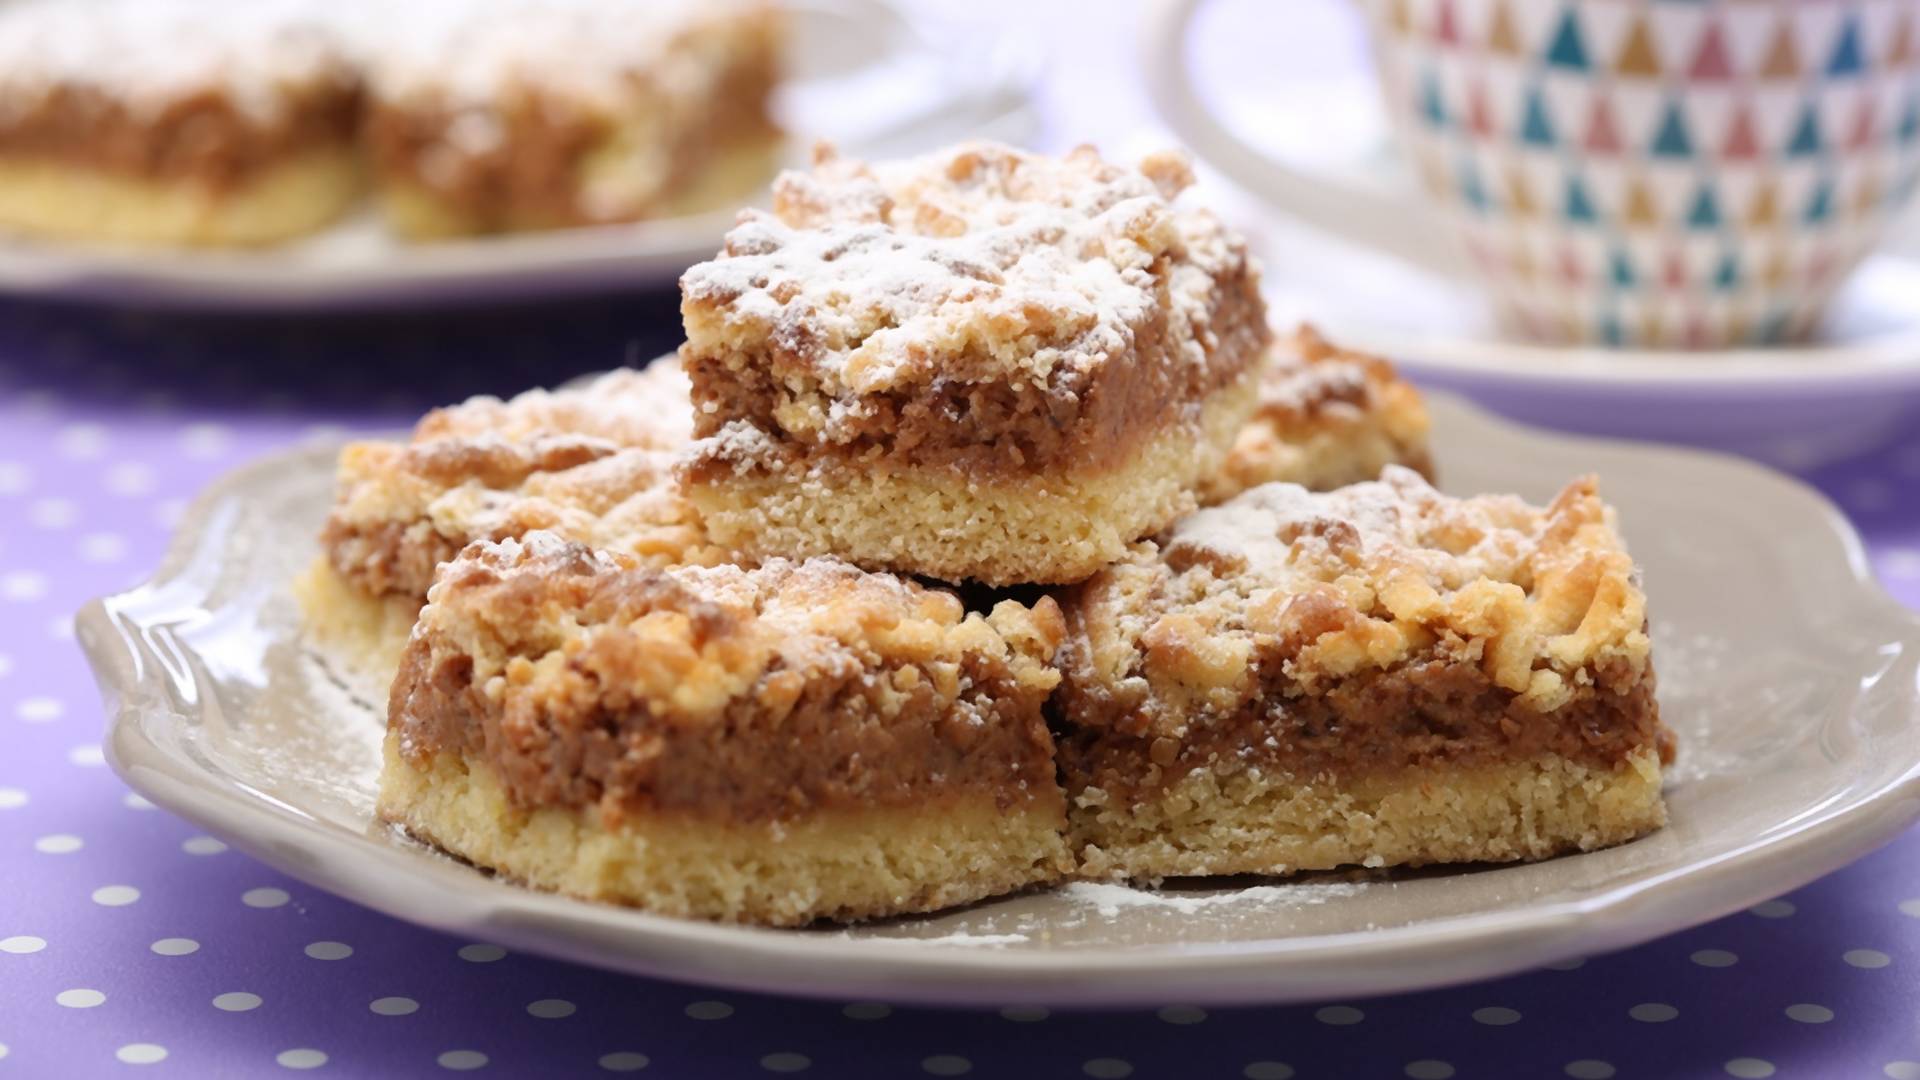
377 733 1074 926
1071 749 1666 882
292 559 418 687
0 146 361 247
378 135 781 241
689 375 1259 586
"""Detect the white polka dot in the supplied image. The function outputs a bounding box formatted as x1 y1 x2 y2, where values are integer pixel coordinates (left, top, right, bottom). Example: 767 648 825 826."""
1885 1062 1920 1080
0 787 26 809
92 884 139 906
598 1053 650 1072
1315 1005 1364 1025
155 499 187 528
16 696 62 722
1748 900 1795 918
214 992 262 1012
116 1043 168 1065
277 1049 328 1070
0 461 28 495
1629 1003 1678 1022
1690 949 1738 968
68 744 105 767
457 943 505 963
1725 1059 1775 1079
80 533 127 563
106 462 155 496
57 423 108 460
182 836 228 855
0 935 46 953
1156 1005 1207 1024
922 1056 971 1076
1785 1003 1833 1023
1845 948 1891 968
685 1001 733 1020
841 1003 890 1020
56 988 105 1008
34 834 81 854
437 1050 488 1071
999 1006 1048 1022
1472 1006 1520 1026
1082 1061 1132 1080
1243 1065 1295 1080
1565 1063 1615 1080
0 1043 8 1060
1404 1062 1454 1080
123 792 154 811
46 614 72 642
527 999 575 1019
182 423 232 458
1884 550 1920 580
28 498 76 529
243 887 290 908
1900 898 1920 918
370 997 418 1016
1849 480 1893 511
3 571 48 602
761 1052 810 1073
0 654 10 678
305 941 352 960
151 937 199 956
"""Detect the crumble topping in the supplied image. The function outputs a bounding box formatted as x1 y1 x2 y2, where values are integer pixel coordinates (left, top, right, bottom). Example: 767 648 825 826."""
1069 465 1651 726
679 141 1255 411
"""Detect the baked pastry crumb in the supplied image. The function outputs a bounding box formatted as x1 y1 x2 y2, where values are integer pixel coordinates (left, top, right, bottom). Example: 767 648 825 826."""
678 140 1273 585
1055 465 1672 881
1204 325 1434 503
379 532 1074 925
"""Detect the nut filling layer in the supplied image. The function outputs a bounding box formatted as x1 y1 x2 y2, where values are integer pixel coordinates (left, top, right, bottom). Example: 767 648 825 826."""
389 534 1069 824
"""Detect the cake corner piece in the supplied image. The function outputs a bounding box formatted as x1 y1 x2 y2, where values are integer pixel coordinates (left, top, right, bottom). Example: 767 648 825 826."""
1055 465 1672 882
376 531 1074 925
676 139 1274 585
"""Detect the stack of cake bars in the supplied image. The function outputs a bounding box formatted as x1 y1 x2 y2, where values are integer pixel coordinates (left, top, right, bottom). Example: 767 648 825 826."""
305 141 1671 926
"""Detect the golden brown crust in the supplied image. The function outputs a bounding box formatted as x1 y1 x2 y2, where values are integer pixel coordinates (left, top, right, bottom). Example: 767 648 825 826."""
322 362 715 601
1204 325 1434 502
390 532 1068 825
1055 466 1672 805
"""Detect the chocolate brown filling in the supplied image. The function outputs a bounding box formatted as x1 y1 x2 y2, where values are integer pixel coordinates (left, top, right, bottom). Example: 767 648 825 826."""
387 594 1061 824
682 259 1270 480
0 84 359 190
322 518 456 602
1054 651 1673 805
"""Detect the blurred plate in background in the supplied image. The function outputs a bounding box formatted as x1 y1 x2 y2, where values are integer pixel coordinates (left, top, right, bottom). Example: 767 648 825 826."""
0 0 1038 310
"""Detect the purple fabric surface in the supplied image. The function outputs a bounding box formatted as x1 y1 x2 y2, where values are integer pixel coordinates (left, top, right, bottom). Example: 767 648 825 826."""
0 295 1917 1080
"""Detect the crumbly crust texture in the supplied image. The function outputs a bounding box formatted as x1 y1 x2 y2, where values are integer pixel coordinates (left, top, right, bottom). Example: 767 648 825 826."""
679 141 1269 476
1203 325 1434 503
391 533 1069 823
323 361 715 600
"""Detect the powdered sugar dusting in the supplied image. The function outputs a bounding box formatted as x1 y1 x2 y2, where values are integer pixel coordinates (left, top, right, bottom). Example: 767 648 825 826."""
1059 880 1371 917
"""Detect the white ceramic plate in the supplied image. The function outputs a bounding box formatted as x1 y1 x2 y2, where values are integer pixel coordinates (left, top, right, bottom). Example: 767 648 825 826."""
79 395 1920 1007
0 0 1038 309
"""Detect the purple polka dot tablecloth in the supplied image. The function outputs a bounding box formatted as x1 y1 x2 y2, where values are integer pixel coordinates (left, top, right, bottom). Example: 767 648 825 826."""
0 296 1917 1080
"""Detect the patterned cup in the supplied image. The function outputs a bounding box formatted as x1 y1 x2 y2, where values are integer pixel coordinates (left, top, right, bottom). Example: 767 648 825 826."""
1144 0 1920 348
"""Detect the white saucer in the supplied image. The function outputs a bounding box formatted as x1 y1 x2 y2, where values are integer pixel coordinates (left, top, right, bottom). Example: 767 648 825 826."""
0 0 1039 309
80 394 1920 1007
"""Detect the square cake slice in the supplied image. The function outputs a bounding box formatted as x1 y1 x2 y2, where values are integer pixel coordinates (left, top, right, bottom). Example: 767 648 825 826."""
1055 466 1672 881
678 141 1273 585
1201 325 1433 504
364 0 782 239
302 361 714 673
378 533 1073 925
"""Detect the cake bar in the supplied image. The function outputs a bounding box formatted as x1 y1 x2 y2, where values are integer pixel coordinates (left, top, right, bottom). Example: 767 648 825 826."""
379 533 1073 924
1055 465 1672 881
678 141 1273 585
1203 325 1433 503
